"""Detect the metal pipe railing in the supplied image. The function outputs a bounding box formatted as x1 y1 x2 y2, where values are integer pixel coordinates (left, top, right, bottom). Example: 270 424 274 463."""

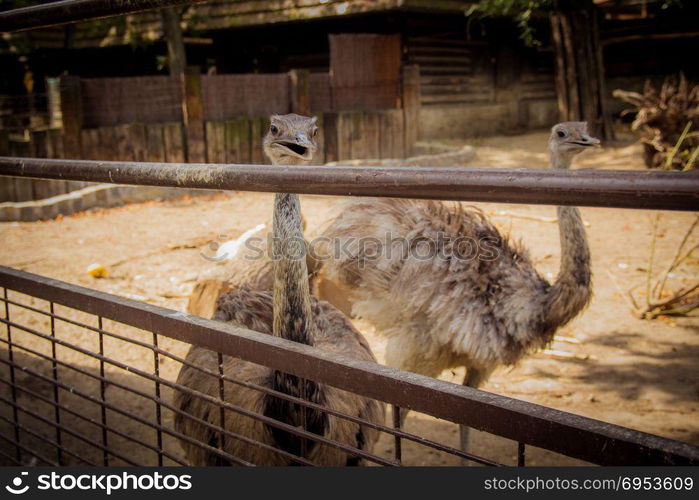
1 157 698 210
0 0 206 33
2 266 698 465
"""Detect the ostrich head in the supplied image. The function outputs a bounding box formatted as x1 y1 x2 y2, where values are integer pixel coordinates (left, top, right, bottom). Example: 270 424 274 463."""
263 113 318 165
548 121 600 169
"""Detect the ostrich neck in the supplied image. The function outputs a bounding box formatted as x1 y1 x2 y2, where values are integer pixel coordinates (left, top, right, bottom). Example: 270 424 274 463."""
272 191 315 346
555 205 590 291
267 180 325 459
545 150 592 328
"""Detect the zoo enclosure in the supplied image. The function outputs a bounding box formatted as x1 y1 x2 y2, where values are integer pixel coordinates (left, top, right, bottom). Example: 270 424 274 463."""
1 32 418 204
2 0 699 467
2 265 698 467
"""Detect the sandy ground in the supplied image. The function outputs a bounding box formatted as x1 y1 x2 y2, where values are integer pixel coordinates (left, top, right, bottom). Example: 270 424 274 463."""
0 129 697 466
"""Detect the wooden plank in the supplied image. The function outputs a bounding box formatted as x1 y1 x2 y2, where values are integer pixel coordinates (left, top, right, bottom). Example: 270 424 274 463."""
46 129 65 159
309 73 332 113
402 64 420 157
380 109 405 158
364 112 380 159
146 124 166 162
80 128 99 161
163 123 185 163
113 124 132 160
0 132 14 202
183 68 206 163
250 116 269 165
312 113 325 165
329 34 402 111
379 111 393 159
0 130 8 156
45 130 68 194
80 75 182 127
205 121 226 164
336 112 352 161
98 126 117 161
29 131 55 199
322 112 338 163
237 116 252 164
59 75 83 158
129 123 148 162
223 120 240 164
289 69 310 116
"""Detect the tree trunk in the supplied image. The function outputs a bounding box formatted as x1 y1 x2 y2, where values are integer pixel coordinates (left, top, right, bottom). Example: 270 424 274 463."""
550 0 614 140
160 7 186 77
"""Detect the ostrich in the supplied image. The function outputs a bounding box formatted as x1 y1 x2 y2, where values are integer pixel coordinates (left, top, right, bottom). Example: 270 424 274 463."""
320 122 598 452
186 218 322 318
174 114 384 465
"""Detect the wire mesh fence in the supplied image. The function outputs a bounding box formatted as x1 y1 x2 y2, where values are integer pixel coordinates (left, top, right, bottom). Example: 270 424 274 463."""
1 266 697 467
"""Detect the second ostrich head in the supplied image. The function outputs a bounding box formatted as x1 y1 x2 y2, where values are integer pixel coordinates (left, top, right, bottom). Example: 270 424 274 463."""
263 113 318 165
548 122 600 169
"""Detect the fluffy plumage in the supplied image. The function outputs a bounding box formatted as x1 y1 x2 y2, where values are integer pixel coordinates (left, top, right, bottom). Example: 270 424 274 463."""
174 287 383 466
323 198 558 375
175 113 384 466
321 122 596 383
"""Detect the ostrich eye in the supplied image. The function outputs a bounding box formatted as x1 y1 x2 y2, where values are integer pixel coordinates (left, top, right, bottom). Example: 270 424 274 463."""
270 124 279 135
556 130 567 138
312 127 318 138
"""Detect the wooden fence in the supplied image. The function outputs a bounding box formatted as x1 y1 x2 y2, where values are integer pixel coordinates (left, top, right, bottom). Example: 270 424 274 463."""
0 65 421 204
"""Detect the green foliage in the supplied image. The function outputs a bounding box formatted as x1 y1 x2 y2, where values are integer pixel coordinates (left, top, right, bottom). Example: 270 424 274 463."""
466 0 553 46
467 0 687 46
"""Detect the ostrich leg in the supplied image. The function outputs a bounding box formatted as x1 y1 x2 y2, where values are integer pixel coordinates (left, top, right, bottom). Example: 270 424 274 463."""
459 366 489 464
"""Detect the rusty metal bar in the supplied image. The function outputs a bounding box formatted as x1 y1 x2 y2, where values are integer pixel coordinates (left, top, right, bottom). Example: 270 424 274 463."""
392 405 402 464
2 287 20 462
0 408 97 466
0 297 318 465
0 447 21 465
49 302 63 465
518 442 526 466
0 316 361 466
0 391 141 466
1 157 697 211
1 294 497 465
0 428 58 466
152 332 163 467
0 351 253 466
217 352 226 463
2 266 697 465
0 0 206 33
97 315 109 466
0 375 181 466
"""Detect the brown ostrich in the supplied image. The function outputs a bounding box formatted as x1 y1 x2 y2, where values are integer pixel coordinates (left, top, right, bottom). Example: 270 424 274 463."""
320 122 598 451
174 113 384 465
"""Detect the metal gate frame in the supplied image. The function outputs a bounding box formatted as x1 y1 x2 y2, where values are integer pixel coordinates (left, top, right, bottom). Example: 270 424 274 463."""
2 266 698 466
1 0 699 467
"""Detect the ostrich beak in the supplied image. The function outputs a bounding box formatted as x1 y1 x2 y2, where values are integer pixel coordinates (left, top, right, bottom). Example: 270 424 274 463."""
272 133 316 159
569 134 601 148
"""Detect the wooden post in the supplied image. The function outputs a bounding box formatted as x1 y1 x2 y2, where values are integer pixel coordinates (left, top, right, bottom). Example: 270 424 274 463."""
323 112 338 163
182 67 205 163
549 0 613 141
402 64 420 158
289 69 310 116
59 75 83 158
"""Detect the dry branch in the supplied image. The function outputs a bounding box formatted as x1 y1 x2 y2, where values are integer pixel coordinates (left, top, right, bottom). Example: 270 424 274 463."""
614 74 699 170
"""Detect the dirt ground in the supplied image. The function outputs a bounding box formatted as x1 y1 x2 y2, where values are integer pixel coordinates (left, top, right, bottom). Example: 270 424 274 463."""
1 129 697 466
